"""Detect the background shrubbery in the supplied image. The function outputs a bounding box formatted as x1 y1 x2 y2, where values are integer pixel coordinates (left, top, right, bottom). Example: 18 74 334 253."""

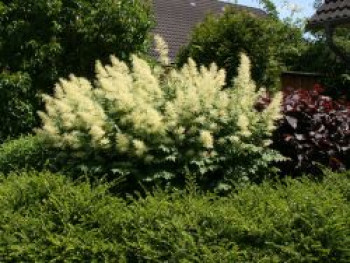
0 170 349 262
0 135 56 174
0 0 153 140
0 72 35 142
177 8 305 91
0 135 117 182
291 28 350 99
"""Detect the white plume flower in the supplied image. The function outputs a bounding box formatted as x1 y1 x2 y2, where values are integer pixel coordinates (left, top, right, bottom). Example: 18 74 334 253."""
38 45 282 182
154 34 169 66
200 130 214 149
133 139 147 157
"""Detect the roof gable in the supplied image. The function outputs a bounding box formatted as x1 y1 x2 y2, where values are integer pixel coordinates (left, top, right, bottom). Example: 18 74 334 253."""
151 0 266 61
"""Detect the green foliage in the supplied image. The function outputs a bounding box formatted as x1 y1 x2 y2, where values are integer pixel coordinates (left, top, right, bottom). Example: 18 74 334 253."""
0 0 154 137
292 29 349 99
258 0 279 19
0 135 126 183
37 51 283 189
0 135 55 174
176 8 305 91
0 170 349 262
0 72 35 142
0 171 126 261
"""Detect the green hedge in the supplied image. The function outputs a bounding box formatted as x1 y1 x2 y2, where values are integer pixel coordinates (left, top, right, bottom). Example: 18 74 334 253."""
0 170 349 262
0 135 98 178
0 135 53 174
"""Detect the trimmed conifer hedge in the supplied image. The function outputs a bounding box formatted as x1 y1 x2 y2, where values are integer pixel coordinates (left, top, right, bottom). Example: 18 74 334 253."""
0 170 349 262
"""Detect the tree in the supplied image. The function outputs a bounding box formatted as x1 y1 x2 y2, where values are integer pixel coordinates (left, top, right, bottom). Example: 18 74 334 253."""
258 0 279 19
0 72 35 141
291 28 350 98
177 8 305 91
0 0 154 140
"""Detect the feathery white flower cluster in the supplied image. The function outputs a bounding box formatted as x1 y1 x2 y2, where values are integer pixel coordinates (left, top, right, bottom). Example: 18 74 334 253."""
38 44 283 181
154 34 169 66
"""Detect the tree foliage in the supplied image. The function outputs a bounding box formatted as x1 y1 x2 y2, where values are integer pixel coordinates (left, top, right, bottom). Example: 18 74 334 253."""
292 28 350 98
0 72 35 141
258 0 279 19
0 0 154 139
176 8 305 91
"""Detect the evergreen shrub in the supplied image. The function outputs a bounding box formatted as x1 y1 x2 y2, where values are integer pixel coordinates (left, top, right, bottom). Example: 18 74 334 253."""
38 50 283 189
0 135 99 178
0 135 55 174
0 170 349 262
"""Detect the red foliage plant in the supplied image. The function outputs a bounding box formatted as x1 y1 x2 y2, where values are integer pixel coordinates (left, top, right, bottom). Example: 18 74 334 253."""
257 84 350 176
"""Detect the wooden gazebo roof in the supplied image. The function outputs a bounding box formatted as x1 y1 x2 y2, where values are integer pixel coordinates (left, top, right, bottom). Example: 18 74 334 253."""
308 0 350 29
307 0 350 65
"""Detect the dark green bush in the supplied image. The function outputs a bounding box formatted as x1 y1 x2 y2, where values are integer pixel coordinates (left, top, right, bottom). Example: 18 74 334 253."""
0 170 349 262
0 135 134 190
0 135 56 174
0 0 154 138
0 135 98 179
177 8 305 91
0 72 35 142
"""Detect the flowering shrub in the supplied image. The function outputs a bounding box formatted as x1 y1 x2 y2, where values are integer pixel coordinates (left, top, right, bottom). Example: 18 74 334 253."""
38 49 283 189
269 85 350 176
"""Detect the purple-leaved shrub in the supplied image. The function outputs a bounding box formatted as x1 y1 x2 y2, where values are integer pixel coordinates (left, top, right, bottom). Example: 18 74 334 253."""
257 85 350 176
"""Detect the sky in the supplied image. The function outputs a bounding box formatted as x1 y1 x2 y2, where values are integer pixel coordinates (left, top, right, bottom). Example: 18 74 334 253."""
233 0 317 20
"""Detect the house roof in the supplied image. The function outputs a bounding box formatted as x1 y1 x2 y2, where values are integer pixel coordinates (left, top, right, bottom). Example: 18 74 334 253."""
151 0 266 61
308 0 350 29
